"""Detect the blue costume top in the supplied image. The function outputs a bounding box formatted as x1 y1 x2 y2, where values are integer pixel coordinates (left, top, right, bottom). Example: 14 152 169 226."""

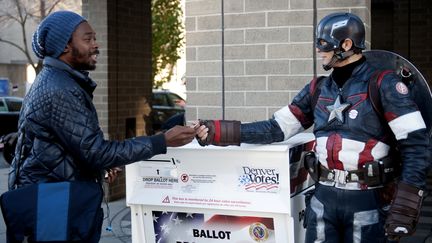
240 58 429 188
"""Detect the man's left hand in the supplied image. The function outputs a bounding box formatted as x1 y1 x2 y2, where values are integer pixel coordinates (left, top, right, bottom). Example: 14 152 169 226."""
105 167 122 183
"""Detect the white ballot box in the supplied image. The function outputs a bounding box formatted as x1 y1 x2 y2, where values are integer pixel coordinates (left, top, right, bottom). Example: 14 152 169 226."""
126 133 315 243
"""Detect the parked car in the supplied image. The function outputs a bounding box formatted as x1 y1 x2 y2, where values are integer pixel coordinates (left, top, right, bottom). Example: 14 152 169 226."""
0 96 22 164
151 90 186 131
0 96 23 137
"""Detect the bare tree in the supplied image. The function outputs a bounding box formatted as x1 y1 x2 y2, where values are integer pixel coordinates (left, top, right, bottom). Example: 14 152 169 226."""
0 0 81 74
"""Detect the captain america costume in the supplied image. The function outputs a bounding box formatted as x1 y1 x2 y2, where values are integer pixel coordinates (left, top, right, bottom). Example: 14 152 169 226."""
195 12 429 242
237 57 429 242
241 58 429 187
288 60 428 189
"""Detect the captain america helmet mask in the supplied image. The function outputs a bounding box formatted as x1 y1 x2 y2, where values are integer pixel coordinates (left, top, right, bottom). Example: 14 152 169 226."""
316 12 366 52
316 12 366 70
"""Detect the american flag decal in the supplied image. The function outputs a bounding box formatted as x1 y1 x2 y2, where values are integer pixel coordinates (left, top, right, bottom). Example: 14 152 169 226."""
152 211 275 243
153 211 204 243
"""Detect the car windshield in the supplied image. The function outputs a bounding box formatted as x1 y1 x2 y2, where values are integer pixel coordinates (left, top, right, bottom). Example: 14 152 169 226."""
167 93 185 108
153 93 170 106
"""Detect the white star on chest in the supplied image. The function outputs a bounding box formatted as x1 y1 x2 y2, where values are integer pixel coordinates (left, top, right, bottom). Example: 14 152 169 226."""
326 95 351 123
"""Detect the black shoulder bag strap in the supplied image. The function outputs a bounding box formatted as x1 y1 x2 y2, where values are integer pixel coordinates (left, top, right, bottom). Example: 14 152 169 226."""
11 129 26 189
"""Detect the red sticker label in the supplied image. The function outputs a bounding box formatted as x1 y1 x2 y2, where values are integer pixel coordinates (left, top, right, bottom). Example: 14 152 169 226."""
396 82 408 95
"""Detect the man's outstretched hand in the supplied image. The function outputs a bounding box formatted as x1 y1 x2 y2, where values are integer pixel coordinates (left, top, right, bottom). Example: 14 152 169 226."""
164 125 196 147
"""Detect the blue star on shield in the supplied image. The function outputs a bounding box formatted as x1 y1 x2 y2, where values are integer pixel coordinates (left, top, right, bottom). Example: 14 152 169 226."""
326 95 351 123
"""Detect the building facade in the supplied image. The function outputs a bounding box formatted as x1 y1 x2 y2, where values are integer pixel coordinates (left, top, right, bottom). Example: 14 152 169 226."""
184 0 432 122
184 0 371 122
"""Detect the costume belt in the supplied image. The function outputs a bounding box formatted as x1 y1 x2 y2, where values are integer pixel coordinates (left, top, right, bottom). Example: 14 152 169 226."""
303 151 399 190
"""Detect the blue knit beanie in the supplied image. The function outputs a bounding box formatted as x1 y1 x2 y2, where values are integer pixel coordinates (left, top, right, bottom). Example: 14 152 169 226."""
32 11 86 59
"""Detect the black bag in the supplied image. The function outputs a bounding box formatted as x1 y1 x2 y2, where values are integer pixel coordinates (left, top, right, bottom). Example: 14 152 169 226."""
0 181 103 243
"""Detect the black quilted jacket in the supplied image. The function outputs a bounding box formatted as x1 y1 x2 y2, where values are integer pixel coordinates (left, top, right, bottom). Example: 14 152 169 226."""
8 57 166 189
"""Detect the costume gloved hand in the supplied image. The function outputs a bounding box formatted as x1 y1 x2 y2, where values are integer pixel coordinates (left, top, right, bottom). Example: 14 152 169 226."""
196 120 241 146
385 181 424 241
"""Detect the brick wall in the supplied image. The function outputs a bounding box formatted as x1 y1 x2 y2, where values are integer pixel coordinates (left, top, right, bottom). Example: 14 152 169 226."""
83 0 152 201
106 0 153 140
82 0 109 135
185 0 371 122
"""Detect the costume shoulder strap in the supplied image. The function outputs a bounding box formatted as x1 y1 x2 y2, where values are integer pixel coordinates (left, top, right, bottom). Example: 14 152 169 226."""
368 70 394 119
309 76 326 110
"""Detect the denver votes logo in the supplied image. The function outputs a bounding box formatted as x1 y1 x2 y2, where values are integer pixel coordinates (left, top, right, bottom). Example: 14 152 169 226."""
238 166 280 192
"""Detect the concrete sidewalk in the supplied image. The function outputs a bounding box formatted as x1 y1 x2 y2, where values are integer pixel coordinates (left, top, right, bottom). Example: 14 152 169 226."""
99 198 131 243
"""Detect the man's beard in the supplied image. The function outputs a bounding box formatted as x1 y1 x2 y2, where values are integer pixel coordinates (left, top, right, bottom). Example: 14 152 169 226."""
71 46 98 71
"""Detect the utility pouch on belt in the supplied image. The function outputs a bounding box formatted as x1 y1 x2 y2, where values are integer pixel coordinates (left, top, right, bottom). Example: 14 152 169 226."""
364 157 399 186
302 151 320 182
379 156 400 184
362 161 381 187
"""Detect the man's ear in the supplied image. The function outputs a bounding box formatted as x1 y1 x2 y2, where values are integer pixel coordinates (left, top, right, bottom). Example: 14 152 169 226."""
341 39 353 52
63 43 71 54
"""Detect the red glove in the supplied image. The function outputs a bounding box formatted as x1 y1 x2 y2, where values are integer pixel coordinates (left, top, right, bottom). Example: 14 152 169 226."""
196 120 241 146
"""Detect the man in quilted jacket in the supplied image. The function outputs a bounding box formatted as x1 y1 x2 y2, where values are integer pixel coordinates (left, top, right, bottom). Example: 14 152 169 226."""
195 12 430 242
8 10 196 242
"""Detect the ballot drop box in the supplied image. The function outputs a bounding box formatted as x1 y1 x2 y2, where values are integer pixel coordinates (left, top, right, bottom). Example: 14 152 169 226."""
126 133 315 243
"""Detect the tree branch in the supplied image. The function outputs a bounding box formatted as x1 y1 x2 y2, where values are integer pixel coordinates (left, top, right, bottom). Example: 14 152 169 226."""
0 0 78 73
0 38 26 54
13 0 24 23
0 38 37 71
46 0 62 15
2 12 21 23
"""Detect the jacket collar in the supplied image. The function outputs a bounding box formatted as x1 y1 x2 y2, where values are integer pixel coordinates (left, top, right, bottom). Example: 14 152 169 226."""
350 58 373 81
43 57 97 95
